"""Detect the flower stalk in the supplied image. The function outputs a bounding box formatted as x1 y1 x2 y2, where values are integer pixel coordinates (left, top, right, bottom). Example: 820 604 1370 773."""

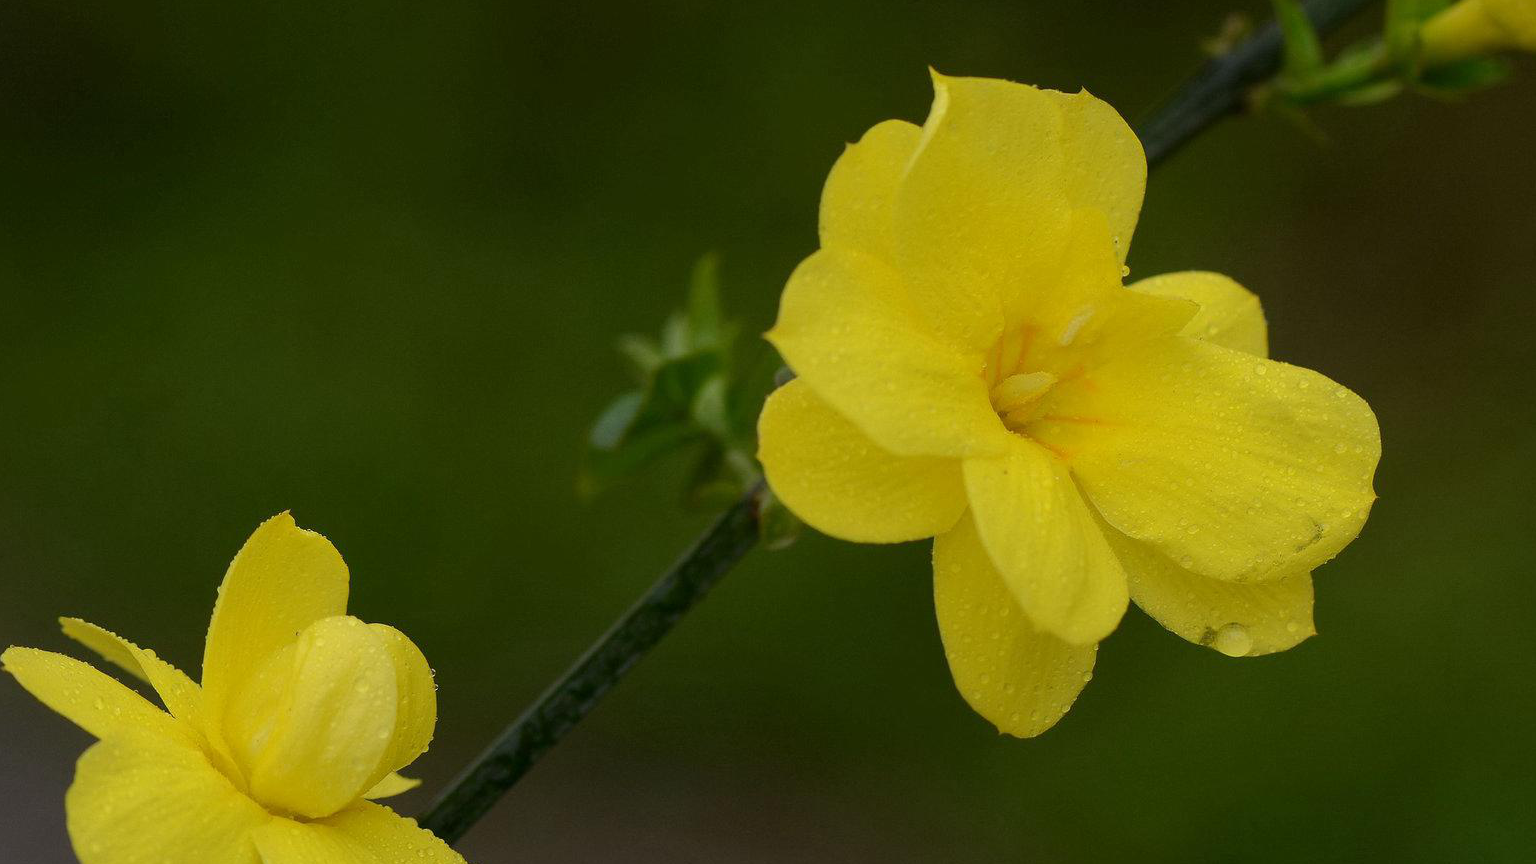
420 484 768 844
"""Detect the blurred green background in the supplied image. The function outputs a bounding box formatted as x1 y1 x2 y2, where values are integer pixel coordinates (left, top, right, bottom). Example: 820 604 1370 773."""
3 1 1533 861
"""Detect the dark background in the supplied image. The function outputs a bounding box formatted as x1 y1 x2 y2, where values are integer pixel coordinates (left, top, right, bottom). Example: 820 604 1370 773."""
3 1 1533 861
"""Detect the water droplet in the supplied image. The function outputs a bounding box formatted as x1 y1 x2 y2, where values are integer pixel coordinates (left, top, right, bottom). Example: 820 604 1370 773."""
1213 623 1253 657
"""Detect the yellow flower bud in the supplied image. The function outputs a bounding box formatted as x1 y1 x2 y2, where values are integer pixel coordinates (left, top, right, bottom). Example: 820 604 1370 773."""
1420 0 1536 66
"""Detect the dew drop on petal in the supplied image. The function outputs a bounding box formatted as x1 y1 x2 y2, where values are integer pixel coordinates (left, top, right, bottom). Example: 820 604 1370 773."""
1213 623 1253 657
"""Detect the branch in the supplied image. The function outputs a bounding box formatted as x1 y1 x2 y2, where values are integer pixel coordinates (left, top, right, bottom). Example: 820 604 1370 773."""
420 483 768 843
1139 0 1376 167
420 0 1380 845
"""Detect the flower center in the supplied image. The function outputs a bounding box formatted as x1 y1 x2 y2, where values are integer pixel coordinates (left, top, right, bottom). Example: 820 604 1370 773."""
990 370 1057 432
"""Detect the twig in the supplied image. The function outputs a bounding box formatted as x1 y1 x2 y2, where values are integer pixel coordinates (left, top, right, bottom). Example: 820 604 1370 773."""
1139 0 1376 167
420 484 768 843
420 0 1380 844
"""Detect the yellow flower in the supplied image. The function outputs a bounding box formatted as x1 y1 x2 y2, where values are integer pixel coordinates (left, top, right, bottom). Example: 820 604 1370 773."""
2 513 465 864
1421 0 1536 66
757 73 1381 737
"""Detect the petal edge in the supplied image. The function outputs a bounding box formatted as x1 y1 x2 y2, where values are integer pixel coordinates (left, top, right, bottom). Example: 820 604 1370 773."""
962 436 1129 644
758 379 967 543
934 515 1098 737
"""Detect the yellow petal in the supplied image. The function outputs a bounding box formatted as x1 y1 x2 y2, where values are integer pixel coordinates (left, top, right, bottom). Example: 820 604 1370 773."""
933 514 1098 737
961 436 1128 644
2 647 190 744
819 119 921 260
60 618 202 727
765 246 1002 458
891 73 1145 351
364 623 437 788
1103 524 1315 656
1421 0 1536 65
203 513 350 747
1486 0 1536 48
59 618 146 682
1130 271 1268 357
363 773 422 800
65 732 267 864
323 803 464 863
238 616 398 819
1035 336 1380 582
1053 84 1148 261
757 379 967 543
249 818 371 864
58 618 248 787
251 801 465 864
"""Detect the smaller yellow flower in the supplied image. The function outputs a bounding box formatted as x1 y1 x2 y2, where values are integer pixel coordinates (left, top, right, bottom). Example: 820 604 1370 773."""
1421 0 1536 65
3 513 465 864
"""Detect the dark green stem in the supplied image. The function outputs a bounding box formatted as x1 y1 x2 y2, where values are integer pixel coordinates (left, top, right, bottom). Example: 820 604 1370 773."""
1138 0 1377 166
421 0 1380 845
420 484 767 844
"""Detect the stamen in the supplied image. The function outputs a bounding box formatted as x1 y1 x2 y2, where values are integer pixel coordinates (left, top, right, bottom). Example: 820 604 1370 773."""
990 371 1057 414
1058 305 1096 346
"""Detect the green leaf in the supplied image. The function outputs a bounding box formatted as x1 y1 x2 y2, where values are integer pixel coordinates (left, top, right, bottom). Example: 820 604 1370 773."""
660 311 690 359
580 422 700 496
1384 0 1425 76
583 252 773 498
651 351 722 411
1420 57 1513 95
589 391 645 450
689 373 732 441
583 351 723 488
1273 0 1325 79
614 334 664 380
1336 79 1405 105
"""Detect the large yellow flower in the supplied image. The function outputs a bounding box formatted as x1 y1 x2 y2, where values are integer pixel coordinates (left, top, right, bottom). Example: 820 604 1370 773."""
2 513 465 864
758 73 1381 736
